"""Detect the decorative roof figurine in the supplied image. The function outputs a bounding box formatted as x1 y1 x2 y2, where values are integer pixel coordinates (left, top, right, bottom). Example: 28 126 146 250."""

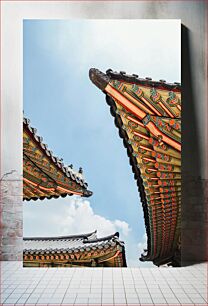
23 231 127 267
23 118 92 201
89 68 181 266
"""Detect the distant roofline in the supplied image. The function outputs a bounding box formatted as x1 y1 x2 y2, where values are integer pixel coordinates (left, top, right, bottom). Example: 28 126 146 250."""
23 231 122 245
23 230 126 266
23 230 97 241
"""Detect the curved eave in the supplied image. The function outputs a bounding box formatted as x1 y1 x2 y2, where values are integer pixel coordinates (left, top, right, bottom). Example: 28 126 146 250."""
105 95 152 259
23 189 92 202
23 118 93 200
89 68 181 265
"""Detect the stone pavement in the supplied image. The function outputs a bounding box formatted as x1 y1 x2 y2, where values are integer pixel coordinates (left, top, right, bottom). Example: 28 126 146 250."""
0 261 207 305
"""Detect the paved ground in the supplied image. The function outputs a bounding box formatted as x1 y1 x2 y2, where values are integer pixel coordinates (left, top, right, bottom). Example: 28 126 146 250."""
0 262 207 305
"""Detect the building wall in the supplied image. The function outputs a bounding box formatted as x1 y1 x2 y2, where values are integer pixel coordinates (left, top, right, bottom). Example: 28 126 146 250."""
0 172 22 260
1 1 207 264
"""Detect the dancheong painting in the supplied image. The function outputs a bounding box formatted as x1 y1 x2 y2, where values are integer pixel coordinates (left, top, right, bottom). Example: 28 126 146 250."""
23 19 181 267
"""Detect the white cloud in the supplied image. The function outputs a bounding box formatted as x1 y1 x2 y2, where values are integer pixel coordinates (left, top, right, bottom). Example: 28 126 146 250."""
114 219 130 237
59 197 131 237
24 196 131 239
138 233 148 256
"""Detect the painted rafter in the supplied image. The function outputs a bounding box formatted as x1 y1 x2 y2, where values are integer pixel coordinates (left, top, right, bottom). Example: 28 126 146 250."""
23 231 127 267
89 68 181 266
23 118 92 201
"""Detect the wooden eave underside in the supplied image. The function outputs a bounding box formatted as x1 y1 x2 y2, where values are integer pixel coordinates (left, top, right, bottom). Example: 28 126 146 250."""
23 232 127 267
106 95 152 257
23 119 92 201
103 77 181 265
23 245 126 267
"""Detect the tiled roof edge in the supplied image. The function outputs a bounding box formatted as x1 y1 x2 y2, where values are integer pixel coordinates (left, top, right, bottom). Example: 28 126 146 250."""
105 95 152 259
106 69 181 91
23 230 97 241
23 117 93 197
23 231 125 255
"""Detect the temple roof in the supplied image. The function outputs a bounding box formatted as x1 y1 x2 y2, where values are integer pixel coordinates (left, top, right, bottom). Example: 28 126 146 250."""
23 231 127 267
89 68 181 266
23 231 124 254
23 117 92 201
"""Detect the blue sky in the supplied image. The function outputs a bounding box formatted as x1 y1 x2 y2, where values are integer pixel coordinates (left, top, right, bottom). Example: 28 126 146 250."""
23 20 180 267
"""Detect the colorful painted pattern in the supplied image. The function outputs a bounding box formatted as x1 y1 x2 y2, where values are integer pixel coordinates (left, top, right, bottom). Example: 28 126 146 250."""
89 69 181 266
23 231 126 267
23 118 92 201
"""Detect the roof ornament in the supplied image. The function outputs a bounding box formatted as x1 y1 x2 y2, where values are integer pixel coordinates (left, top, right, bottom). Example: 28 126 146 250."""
89 68 110 91
79 167 83 174
106 69 113 75
83 190 93 197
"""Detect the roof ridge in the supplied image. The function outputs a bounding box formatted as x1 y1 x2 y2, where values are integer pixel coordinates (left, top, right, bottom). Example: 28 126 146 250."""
23 231 125 255
105 69 181 89
23 230 97 241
